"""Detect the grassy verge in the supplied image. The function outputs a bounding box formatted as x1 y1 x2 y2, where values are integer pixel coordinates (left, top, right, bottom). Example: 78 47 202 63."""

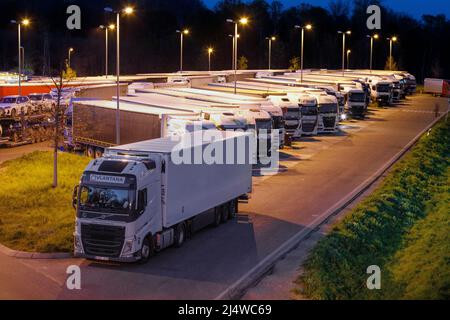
296 118 450 299
0 151 90 252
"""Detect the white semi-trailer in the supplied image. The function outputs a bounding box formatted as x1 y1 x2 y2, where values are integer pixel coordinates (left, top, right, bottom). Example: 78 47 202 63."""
73 131 253 262
64 99 215 158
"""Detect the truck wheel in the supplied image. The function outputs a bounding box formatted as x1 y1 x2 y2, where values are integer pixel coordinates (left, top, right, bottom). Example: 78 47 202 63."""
86 146 95 158
94 148 103 159
139 237 153 264
212 207 222 227
221 203 229 223
228 200 237 220
174 223 186 248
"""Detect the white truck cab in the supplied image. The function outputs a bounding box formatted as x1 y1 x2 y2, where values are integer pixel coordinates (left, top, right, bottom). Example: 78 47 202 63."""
73 131 253 262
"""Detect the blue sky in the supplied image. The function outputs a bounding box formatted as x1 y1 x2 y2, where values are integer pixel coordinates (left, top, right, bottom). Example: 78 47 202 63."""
203 0 450 19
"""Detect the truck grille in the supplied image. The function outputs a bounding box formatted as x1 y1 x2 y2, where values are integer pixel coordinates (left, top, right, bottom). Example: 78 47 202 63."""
285 123 299 130
322 116 336 129
350 105 365 116
302 122 316 133
81 223 125 257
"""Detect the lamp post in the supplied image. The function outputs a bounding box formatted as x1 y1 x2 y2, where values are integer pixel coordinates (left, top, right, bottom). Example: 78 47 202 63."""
346 49 351 69
20 46 25 72
68 47 74 68
366 33 379 73
338 30 351 76
227 17 248 94
228 34 240 70
10 18 29 96
176 29 189 72
99 24 115 78
387 36 397 71
207 47 214 71
265 36 276 70
294 24 312 82
104 5 134 145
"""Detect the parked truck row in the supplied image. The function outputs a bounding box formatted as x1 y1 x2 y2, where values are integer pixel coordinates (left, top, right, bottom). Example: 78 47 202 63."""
69 69 417 263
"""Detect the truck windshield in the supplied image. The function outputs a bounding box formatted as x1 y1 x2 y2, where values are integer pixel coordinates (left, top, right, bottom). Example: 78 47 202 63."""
349 92 366 102
318 104 338 114
377 84 391 92
301 106 318 116
79 185 134 214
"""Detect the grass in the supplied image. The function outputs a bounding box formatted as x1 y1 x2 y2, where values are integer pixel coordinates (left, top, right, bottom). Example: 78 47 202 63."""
0 151 90 252
295 118 450 300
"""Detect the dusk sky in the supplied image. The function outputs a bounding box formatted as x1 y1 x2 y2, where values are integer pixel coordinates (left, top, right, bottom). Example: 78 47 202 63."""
203 0 450 19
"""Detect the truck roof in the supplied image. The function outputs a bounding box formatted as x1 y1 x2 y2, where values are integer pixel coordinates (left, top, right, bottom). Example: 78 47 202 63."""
72 99 193 116
107 130 250 155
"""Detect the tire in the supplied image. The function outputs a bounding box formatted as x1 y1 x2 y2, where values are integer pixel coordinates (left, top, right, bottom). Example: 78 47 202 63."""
228 199 237 220
138 236 152 264
212 207 222 227
94 148 104 159
221 203 229 223
174 223 186 248
86 146 95 158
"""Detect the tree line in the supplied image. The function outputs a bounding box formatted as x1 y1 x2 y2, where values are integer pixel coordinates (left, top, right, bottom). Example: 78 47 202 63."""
0 0 448 82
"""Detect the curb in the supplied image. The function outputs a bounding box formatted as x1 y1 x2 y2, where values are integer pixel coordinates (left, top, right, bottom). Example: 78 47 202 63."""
0 243 72 260
215 110 448 300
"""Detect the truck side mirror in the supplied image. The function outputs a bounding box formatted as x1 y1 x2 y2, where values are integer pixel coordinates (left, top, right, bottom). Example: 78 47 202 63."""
72 185 79 209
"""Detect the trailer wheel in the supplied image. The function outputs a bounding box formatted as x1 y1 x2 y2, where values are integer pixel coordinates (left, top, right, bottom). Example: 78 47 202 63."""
138 236 153 264
228 200 237 220
212 207 222 227
94 148 104 159
174 223 186 248
221 203 229 223
86 146 95 158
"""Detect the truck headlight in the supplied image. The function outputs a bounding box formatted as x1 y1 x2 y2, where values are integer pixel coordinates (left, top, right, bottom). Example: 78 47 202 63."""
122 239 134 255
340 114 347 121
74 235 83 253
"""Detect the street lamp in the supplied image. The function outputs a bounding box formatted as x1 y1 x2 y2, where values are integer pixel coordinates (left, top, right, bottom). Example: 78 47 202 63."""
176 29 189 72
265 36 276 70
68 47 74 68
346 49 351 69
228 34 240 70
338 30 351 76
227 17 248 94
10 18 30 96
104 5 134 145
207 47 214 72
294 24 312 82
99 24 115 78
387 36 398 71
366 33 379 73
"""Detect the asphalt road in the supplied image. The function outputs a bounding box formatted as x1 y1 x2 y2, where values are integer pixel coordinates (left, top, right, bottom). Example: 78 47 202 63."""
0 95 447 299
0 141 52 164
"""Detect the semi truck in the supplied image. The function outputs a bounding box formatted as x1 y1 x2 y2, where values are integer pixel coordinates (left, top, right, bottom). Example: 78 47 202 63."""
135 88 275 154
160 86 287 143
205 82 316 137
64 99 216 158
72 131 253 262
